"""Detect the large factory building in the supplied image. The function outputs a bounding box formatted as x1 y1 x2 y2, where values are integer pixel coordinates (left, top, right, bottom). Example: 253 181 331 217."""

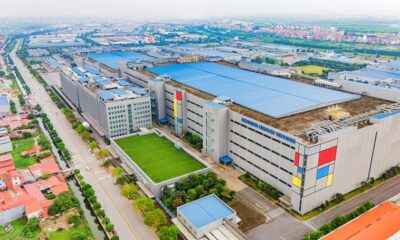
118 61 400 215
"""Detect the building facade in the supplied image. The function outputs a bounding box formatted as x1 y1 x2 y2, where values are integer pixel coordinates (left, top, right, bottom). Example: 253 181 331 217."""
119 62 400 215
60 67 152 139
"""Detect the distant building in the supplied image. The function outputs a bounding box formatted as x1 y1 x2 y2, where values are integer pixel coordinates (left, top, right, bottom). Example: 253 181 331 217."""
238 61 291 78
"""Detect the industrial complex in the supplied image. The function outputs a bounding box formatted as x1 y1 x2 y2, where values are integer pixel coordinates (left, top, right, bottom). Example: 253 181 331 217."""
64 48 400 215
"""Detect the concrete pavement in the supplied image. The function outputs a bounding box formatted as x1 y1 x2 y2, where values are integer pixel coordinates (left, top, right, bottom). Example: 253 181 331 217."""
238 187 314 240
11 39 158 240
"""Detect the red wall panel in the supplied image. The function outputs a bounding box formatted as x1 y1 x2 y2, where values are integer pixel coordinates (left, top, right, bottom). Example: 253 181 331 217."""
176 91 182 100
294 152 299 166
318 146 337 166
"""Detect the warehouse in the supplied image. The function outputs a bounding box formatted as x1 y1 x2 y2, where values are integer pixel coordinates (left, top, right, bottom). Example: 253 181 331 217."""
86 51 154 70
116 61 400 215
60 67 152 139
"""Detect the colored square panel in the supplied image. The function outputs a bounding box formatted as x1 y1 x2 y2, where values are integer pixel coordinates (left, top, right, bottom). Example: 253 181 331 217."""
173 99 178 118
176 91 182 100
176 118 183 124
294 152 299 166
318 146 337 166
316 165 329 179
292 176 302 188
297 167 303 174
326 173 333 186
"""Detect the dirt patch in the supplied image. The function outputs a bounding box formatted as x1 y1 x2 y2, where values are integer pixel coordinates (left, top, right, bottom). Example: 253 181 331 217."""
229 199 266 232
41 208 79 234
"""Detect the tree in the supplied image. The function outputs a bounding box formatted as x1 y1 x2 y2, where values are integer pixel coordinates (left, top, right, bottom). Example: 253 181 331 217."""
68 214 81 226
24 217 40 237
81 130 91 142
110 236 120 240
121 183 138 200
335 193 345 202
144 209 168 228
158 226 180 240
112 167 124 179
71 232 87 240
48 191 79 215
96 149 109 163
133 196 155 214
106 223 115 232
88 140 98 151
116 175 129 185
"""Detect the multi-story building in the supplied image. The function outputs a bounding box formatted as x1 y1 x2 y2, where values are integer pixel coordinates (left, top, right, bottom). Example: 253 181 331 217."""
119 61 400 215
60 66 152 139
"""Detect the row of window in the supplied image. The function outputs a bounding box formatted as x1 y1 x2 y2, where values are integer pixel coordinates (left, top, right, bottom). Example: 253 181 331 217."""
187 108 203 119
230 150 291 188
230 129 294 163
230 139 292 176
231 119 295 150
187 125 202 136
187 116 203 128
124 72 147 84
187 99 203 109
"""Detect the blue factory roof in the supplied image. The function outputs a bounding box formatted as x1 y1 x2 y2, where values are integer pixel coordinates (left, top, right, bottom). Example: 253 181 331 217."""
178 195 234 228
148 62 359 118
206 101 225 109
373 111 400 120
96 80 111 86
129 87 146 95
245 61 286 71
348 69 400 81
0 95 8 107
97 91 114 100
117 80 131 86
110 89 128 96
86 51 153 70
72 67 85 77
78 77 89 83
85 66 100 75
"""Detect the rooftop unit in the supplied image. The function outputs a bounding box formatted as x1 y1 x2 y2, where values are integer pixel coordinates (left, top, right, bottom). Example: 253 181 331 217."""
304 103 400 143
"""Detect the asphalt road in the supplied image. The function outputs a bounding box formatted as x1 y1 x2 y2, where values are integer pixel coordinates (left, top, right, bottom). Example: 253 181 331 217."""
11 40 158 240
239 187 314 240
309 175 400 227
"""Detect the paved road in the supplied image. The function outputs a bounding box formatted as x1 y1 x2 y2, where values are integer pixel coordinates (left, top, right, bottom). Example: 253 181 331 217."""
11 40 158 240
239 187 314 240
309 175 400 227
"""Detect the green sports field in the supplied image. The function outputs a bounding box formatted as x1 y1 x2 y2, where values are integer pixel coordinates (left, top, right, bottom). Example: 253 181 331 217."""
114 133 205 183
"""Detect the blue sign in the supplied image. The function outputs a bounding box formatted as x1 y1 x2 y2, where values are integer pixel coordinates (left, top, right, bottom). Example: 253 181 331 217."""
241 117 296 144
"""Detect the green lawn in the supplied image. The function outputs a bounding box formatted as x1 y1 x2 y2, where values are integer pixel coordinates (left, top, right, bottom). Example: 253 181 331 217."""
48 225 94 240
0 219 39 239
11 138 38 168
114 134 205 183
298 65 332 75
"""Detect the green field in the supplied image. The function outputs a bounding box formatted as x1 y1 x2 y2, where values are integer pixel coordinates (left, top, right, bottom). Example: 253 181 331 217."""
298 65 332 75
0 219 39 239
11 138 38 168
114 134 205 183
48 225 94 240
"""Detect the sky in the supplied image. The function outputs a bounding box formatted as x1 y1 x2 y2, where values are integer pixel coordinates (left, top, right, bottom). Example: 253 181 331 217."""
0 0 399 20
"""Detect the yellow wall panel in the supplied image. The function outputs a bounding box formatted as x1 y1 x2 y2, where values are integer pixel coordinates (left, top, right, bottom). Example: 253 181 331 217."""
292 176 302 188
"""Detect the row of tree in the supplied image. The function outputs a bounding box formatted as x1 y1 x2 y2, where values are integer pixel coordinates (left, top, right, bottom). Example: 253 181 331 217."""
161 172 235 212
41 113 71 161
303 201 375 240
